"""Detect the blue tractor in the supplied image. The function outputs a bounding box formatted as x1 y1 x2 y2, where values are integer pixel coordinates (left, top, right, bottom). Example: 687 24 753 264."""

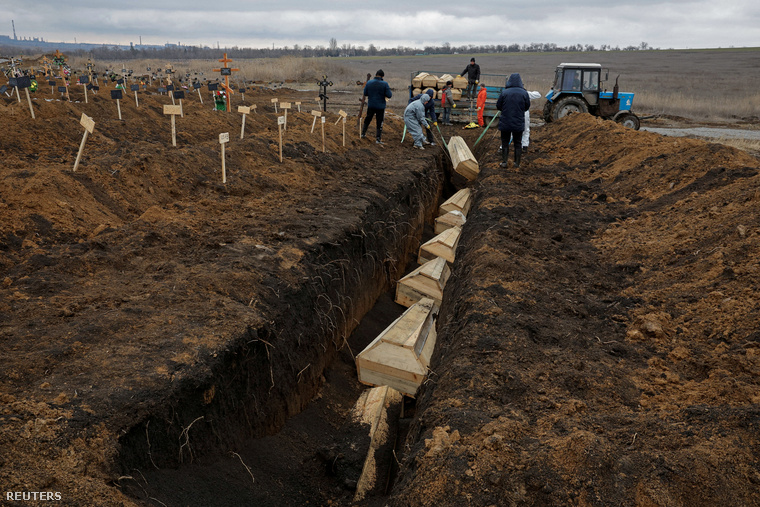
543 63 640 130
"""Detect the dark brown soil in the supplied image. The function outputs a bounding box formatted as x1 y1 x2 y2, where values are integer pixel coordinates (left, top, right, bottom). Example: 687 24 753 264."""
391 114 760 506
3 77 760 507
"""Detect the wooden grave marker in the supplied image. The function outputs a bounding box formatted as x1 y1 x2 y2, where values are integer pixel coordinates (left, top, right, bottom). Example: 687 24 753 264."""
173 90 185 117
295 101 301 113
163 104 182 147
335 109 348 146
395 256 451 308
321 115 326 153
110 89 123 120
277 115 286 162
212 53 239 112
438 188 472 217
238 105 250 139
14 76 35 119
356 297 439 397
280 102 291 130
310 109 321 133
193 81 203 104
79 75 90 103
219 132 230 183
417 227 462 265
130 83 140 107
271 98 279 113
73 113 95 172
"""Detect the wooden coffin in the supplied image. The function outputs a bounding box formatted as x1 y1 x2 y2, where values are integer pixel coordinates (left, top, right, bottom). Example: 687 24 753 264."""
412 87 422 97
421 74 439 88
395 257 450 308
438 188 472 217
356 298 439 397
452 75 468 89
451 88 463 101
412 72 429 88
434 210 466 234
418 227 461 265
448 136 479 181
436 73 454 89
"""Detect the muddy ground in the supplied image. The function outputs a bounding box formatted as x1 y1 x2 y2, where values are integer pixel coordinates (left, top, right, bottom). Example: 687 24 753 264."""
2 78 760 506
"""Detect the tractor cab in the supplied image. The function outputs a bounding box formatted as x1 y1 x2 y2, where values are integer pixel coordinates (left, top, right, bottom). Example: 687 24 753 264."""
544 62 640 130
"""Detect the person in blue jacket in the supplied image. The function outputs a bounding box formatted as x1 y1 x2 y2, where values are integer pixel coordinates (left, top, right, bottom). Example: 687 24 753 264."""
495 73 531 168
362 69 393 144
408 88 438 145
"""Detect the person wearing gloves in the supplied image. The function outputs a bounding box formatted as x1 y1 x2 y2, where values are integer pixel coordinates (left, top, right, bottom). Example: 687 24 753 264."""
495 73 531 168
476 83 488 127
404 93 431 150
521 90 542 152
408 88 438 145
361 69 393 144
440 81 455 125
460 58 481 100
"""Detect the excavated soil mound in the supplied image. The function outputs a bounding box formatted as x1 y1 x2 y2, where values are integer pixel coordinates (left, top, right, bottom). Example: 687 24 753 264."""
391 114 760 506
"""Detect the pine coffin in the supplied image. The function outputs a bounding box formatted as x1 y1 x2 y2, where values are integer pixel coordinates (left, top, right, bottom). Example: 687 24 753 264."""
448 136 479 181
356 298 439 397
395 256 451 308
438 188 472 217
434 210 466 234
418 227 461 265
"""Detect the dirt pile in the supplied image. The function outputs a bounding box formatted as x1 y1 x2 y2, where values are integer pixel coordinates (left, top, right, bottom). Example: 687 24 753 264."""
391 114 760 506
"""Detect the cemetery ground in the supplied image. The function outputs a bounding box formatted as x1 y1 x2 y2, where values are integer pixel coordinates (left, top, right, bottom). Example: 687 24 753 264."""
2 77 760 506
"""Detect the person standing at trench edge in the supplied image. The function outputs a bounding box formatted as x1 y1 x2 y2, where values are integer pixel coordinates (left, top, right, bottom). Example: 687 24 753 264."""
361 69 393 144
495 73 530 169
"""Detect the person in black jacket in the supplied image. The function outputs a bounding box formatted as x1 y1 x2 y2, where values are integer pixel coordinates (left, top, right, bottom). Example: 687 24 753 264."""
461 58 480 100
361 69 393 144
495 73 530 168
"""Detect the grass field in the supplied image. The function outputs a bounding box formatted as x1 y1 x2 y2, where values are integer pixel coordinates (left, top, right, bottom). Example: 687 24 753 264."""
78 48 760 121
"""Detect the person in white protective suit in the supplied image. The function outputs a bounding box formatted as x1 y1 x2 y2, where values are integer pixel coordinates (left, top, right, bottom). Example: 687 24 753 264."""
404 93 431 149
521 90 542 152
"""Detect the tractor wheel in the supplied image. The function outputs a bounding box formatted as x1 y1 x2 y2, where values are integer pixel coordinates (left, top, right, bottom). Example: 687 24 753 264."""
543 100 553 123
551 96 589 121
615 112 641 130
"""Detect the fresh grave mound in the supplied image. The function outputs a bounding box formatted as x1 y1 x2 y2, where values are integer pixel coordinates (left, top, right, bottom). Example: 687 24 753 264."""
390 114 760 506
0 85 447 506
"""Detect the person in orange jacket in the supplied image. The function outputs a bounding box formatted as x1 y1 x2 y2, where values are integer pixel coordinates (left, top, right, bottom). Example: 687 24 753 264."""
476 83 488 126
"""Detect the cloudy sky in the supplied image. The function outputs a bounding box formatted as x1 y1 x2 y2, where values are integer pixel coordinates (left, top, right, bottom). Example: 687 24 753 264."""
4 0 759 50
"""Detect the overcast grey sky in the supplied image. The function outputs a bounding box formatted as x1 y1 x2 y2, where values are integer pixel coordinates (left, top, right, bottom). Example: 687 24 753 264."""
3 0 759 50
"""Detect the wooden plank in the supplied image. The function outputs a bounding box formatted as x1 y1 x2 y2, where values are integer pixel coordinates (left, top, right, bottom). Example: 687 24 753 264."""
435 211 466 234
439 188 472 217
448 136 479 181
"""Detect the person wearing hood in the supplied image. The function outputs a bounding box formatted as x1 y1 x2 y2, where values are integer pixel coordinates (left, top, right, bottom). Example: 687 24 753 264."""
404 93 431 150
495 73 531 168
362 69 393 144
408 88 438 145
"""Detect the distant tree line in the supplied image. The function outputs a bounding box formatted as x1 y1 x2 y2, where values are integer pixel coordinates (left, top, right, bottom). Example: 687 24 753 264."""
2 40 656 61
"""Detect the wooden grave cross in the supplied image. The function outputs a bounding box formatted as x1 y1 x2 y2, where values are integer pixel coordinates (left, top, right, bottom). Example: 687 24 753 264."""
310 109 322 133
212 53 239 112
73 113 95 172
219 132 230 183
277 115 286 162
163 104 182 147
238 106 250 139
280 102 291 130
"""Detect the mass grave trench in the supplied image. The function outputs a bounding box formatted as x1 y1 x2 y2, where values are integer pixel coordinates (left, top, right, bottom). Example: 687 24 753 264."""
115 146 449 479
